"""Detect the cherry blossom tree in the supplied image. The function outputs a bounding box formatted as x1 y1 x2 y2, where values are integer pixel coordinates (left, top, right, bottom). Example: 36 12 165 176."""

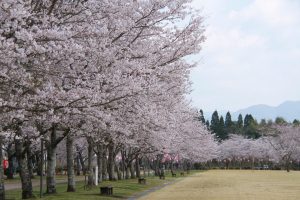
265 125 300 172
0 135 5 199
0 0 211 198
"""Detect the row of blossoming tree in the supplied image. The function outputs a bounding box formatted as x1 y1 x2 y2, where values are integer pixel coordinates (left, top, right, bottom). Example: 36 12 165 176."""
216 125 300 171
0 0 219 199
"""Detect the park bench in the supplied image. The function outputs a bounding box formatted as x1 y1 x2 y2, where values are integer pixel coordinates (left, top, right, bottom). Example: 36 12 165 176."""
159 174 165 179
138 177 146 184
180 172 185 176
172 172 176 177
100 186 113 195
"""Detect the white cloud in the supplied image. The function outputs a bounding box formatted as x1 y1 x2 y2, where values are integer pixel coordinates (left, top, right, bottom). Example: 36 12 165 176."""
229 0 300 27
188 0 300 111
206 27 266 51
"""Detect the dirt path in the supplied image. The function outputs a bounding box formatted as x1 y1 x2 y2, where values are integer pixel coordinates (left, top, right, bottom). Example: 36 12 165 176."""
5 176 85 190
138 170 300 200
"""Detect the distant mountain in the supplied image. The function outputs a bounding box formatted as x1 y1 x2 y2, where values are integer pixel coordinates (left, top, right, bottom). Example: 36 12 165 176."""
203 101 300 122
232 101 300 122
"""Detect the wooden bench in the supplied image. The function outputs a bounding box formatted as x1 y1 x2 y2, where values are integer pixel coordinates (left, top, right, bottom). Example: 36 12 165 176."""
180 172 185 176
100 186 113 195
138 178 146 184
172 173 176 177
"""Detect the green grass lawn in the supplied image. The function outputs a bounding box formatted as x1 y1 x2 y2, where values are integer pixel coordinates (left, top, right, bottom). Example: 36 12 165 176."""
139 170 300 200
5 170 189 200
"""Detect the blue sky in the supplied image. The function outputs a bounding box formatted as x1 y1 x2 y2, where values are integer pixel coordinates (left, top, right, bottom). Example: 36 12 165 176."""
188 0 300 112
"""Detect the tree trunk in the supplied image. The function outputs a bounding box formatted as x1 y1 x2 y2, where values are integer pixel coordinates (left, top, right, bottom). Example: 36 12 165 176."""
0 137 5 200
36 154 42 176
125 165 130 179
66 135 75 192
123 150 130 179
87 138 95 186
121 150 125 179
170 160 174 174
107 142 115 181
135 156 141 178
15 139 33 199
102 147 108 180
76 155 81 176
154 159 160 176
7 144 14 179
147 159 150 177
46 127 57 194
78 151 86 175
130 161 135 179
226 160 229 170
115 161 122 180
286 159 291 172
27 148 34 179
46 144 56 194
96 144 103 183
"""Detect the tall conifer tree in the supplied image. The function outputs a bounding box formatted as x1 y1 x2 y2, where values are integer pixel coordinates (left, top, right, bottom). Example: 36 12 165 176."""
237 114 243 128
210 111 220 134
198 109 206 124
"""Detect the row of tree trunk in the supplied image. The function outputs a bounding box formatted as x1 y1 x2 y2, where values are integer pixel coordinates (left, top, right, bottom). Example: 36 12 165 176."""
22 140 144 198
0 125 161 199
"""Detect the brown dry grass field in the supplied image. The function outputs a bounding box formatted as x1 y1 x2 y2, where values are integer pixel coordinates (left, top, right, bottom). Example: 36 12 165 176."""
139 170 300 200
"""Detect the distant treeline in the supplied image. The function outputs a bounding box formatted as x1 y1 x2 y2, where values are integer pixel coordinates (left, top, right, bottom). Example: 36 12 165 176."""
198 110 300 141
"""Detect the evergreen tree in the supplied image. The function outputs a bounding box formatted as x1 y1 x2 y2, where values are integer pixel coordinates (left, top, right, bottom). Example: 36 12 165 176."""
210 111 228 140
210 111 220 134
218 116 228 140
244 114 254 127
260 119 267 126
205 120 210 129
225 111 233 134
234 114 244 134
243 114 260 139
293 119 300 126
267 119 273 126
275 117 287 125
198 109 206 124
219 116 225 129
237 114 243 128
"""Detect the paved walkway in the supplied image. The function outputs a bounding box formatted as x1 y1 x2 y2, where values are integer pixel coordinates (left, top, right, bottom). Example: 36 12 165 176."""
128 179 178 200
